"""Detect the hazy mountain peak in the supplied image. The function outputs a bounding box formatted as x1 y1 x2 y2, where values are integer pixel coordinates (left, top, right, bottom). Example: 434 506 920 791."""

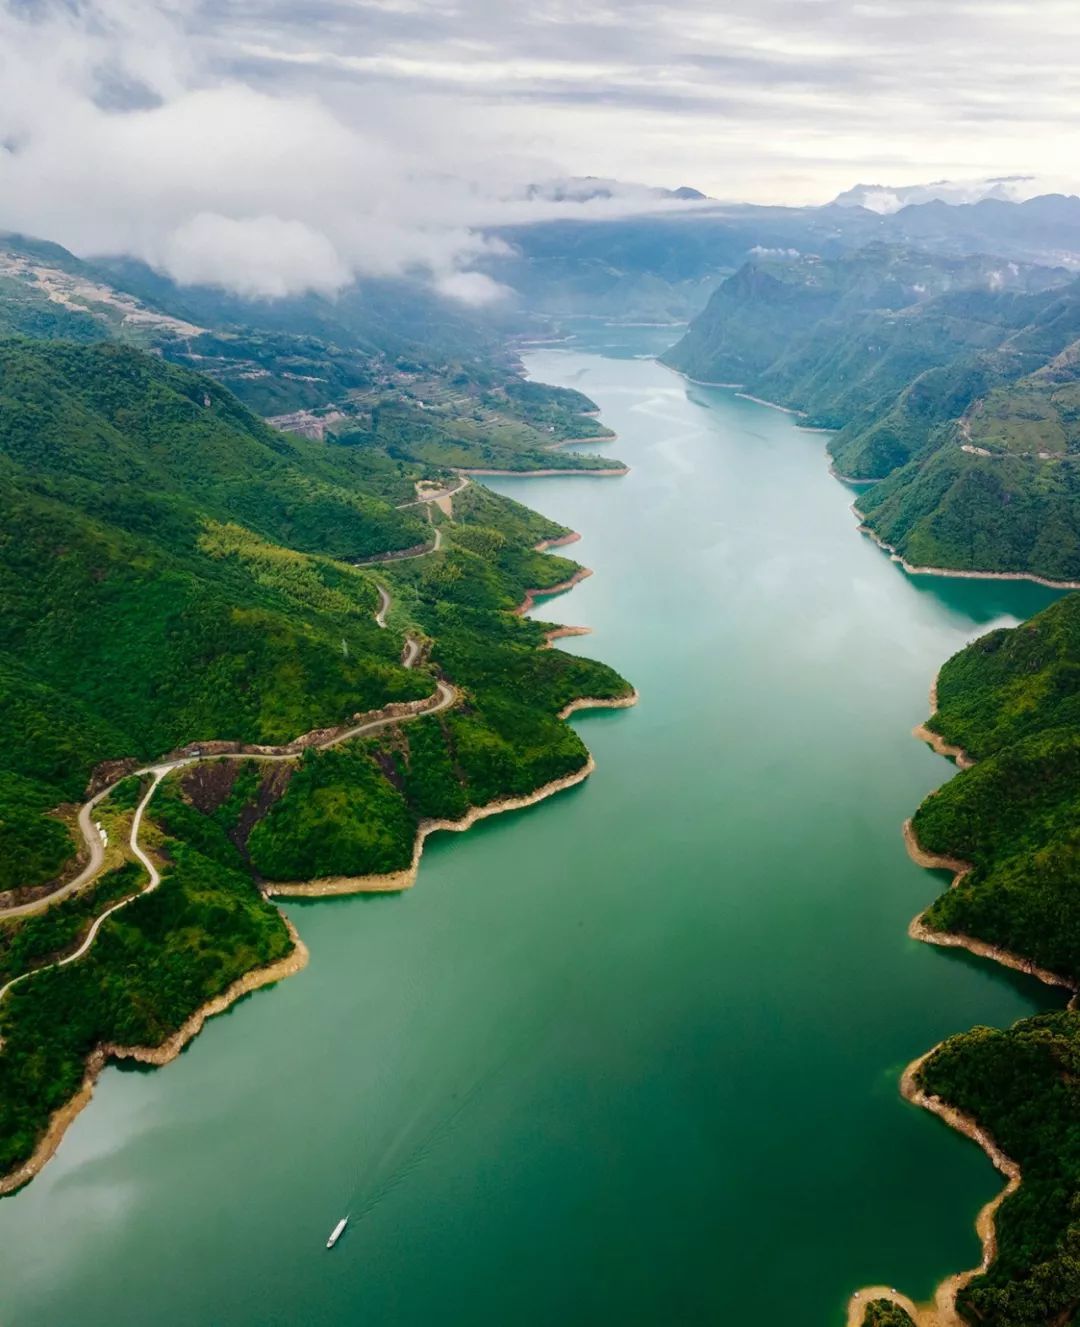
830 176 1045 213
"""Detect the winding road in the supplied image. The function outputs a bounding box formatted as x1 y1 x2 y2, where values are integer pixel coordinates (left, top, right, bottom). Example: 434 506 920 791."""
0 463 537 998
0 547 459 1017
0 678 456 1003
0 768 168 1007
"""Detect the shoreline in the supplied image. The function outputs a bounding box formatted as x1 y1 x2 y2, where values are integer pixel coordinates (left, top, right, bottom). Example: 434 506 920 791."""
533 530 582 552
662 361 833 426
658 362 744 388
846 1048 1023 1327
829 462 883 485
847 736 1080 1322
855 517 1080 590
734 391 807 417
912 676 975 769
266 691 639 899
543 625 592 647
515 567 593 616
903 818 1076 995
451 465 629 478
0 919 309 1198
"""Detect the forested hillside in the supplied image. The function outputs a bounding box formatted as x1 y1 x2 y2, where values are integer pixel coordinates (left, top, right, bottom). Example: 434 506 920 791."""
901 594 1080 1324
0 232 621 477
663 243 1080 582
0 320 633 1184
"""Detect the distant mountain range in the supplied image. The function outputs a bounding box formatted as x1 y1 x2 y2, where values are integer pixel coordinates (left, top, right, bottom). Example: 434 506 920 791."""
482 189 1080 321
828 176 1044 212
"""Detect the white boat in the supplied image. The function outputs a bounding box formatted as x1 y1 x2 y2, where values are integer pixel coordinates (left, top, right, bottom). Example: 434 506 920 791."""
326 1217 348 1250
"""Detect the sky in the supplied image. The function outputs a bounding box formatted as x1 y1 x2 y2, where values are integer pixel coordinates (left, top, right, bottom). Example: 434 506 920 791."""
1 0 1079 297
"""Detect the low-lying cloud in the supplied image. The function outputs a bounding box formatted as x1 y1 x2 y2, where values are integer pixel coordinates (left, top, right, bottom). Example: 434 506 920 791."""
160 214 352 299
0 1 702 299
1 0 1078 300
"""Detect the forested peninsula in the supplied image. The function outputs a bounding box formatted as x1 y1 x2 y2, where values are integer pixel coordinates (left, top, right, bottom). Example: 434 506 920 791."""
0 254 634 1191
847 592 1080 1327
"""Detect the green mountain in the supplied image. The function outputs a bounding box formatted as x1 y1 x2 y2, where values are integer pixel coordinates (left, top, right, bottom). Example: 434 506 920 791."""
662 245 1070 395
0 333 632 1179
905 594 1080 1325
663 244 1080 582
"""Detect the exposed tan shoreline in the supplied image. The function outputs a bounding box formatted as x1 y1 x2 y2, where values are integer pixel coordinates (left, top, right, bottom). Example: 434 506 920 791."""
734 391 807 416
855 516 1080 590
543 625 592 646
846 1048 1023 1327
848 756 1079 1323
0 919 309 1197
266 691 639 899
903 819 1076 994
911 676 974 769
533 530 582 552
451 466 629 478
659 363 743 388
515 567 593 615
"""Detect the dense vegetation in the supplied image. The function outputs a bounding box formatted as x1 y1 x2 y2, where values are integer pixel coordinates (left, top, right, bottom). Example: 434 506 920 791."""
662 246 1066 395
662 244 1080 581
0 264 633 1187
919 1016 1080 1325
859 1299 916 1327
0 861 144 986
244 488 628 881
0 772 78 894
906 593 1080 1323
856 448 1080 581
0 798 293 1178
335 393 620 474
925 593 1080 760
0 340 461 888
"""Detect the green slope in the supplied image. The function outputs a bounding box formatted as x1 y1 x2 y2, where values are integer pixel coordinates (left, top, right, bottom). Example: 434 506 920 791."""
0 329 633 1181
905 594 1080 1324
855 447 1080 581
664 241 1080 580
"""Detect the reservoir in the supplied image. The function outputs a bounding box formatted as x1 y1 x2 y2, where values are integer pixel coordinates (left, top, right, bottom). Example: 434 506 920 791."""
0 327 1063 1325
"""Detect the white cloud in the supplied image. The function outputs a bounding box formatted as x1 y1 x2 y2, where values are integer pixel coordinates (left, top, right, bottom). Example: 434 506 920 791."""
160 213 351 298
433 270 511 305
0 2 709 299
1 0 1079 300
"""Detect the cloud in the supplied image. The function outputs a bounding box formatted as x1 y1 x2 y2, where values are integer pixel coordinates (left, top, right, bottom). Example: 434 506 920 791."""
0 0 706 298
0 0 1079 299
160 213 351 298
433 270 511 305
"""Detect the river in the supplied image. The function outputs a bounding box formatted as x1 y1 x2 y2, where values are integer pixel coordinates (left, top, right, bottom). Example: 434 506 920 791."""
0 327 1064 1325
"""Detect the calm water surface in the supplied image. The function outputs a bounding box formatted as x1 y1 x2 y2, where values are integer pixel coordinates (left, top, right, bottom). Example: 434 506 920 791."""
0 328 1065 1325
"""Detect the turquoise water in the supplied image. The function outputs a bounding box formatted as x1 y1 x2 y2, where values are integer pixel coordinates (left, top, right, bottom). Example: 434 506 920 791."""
0 328 1064 1325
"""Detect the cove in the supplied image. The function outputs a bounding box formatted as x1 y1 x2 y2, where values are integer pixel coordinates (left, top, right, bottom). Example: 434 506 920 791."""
0 326 1065 1326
